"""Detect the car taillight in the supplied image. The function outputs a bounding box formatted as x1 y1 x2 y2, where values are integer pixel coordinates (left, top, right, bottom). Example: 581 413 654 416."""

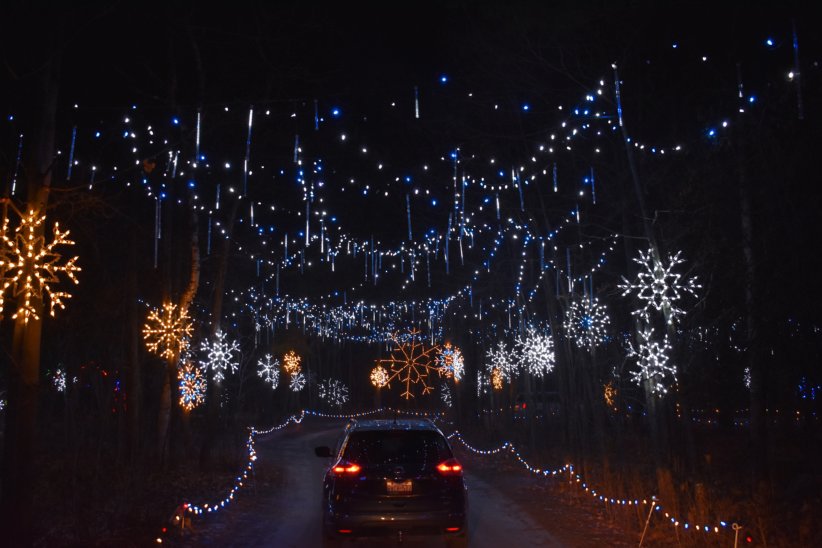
331 460 361 476
436 458 463 475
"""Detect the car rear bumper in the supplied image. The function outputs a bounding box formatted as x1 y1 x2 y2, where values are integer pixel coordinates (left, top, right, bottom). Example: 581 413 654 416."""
326 509 467 537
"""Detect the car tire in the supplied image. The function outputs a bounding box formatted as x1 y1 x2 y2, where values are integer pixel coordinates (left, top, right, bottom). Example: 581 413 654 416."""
445 531 468 548
321 534 342 548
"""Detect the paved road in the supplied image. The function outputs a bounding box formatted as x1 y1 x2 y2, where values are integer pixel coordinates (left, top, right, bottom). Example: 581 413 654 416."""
189 418 566 547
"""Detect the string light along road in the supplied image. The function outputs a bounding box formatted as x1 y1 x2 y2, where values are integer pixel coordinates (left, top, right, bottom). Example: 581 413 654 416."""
183 417 632 547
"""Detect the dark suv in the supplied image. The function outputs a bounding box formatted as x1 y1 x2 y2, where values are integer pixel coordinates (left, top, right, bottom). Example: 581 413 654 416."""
315 418 468 546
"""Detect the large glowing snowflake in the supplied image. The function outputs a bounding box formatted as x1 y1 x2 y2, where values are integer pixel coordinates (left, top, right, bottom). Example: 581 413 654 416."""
318 378 349 408
627 327 676 396
0 208 81 322
564 296 610 349
200 330 240 383
375 329 441 399
257 354 280 389
436 343 465 381
290 371 306 392
178 362 206 411
486 340 516 381
143 302 193 360
515 328 555 378
619 248 700 324
283 350 302 375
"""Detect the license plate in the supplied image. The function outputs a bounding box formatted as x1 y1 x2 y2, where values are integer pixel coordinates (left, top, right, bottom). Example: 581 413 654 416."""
386 479 412 494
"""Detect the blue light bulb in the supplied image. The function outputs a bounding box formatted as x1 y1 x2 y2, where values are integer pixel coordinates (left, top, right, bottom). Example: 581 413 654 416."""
331 108 341 117
522 104 530 111
440 74 448 84
172 117 180 125
765 38 774 47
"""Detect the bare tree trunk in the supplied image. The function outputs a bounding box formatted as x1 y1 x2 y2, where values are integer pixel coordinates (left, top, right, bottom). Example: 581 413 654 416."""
0 54 59 544
126 232 142 462
735 130 767 487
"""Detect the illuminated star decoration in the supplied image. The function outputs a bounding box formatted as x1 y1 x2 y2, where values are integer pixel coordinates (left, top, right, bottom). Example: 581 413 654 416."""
436 342 465 381
0 208 81 323
53 368 67 392
370 365 389 388
486 340 516 381
143 302 193 360
289 371 306 392
627 327 675 396
619 248 700 324
375 329 441 399
257 354 280 389
318 378 349 408
200 330 240 383
178 362 206 411
564 296 610 349
283 350 302 375
514 328 555 378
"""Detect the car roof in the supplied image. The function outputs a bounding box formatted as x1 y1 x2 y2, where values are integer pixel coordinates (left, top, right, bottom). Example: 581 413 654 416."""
347 418 440 432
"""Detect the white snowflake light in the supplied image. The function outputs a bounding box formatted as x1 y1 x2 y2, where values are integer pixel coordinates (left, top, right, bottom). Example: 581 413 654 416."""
486 340 516 380
0 399 5 411
200 330 240 383
744 367 751 390
436 343 465 381
53 368 67 392
290 371 306 392
564 296 610 349
619 248 700 324
515 328 555 378
318 378 349 408
440 383 453 407
627 327 676 396
257 354 280 389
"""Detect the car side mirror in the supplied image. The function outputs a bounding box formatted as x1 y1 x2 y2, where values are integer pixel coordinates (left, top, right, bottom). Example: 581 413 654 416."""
315 446 332 458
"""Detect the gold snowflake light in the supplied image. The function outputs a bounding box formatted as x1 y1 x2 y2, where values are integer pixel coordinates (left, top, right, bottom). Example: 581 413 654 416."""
490 366 504 391
370 365 389 387
143 302 193 360
374 329 440 399
0 207 81 323
283 350 302 375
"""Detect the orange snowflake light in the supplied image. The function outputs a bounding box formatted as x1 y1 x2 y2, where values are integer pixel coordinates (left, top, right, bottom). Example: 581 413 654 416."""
374 329 440 399
604 381 618 410
0 208 81 323
283 350 302 375
143 302 193 360
370 365 389 387
491 367 504 391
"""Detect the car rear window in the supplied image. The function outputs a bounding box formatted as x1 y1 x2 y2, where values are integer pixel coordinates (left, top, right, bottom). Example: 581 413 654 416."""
342 430 452 466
